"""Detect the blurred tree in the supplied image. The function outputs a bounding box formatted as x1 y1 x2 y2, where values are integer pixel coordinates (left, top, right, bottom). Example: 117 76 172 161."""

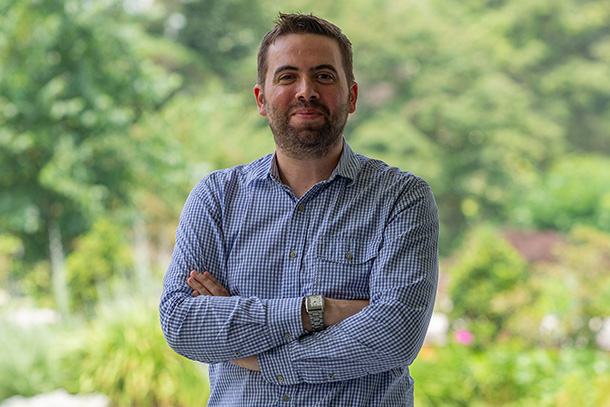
0 0 179 299
470 0 610 154
146 0 269 91
509 154 610 233
337 0 563 250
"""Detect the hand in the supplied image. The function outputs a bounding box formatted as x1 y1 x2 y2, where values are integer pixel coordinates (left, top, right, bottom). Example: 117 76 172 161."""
187 271 230 297
230 355 260 371
188 272 259 368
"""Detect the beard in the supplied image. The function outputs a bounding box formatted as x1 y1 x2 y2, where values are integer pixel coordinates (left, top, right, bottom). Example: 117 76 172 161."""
265 97 350 160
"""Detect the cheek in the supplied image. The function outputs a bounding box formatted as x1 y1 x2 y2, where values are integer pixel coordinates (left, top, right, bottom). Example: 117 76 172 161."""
272 89 296 105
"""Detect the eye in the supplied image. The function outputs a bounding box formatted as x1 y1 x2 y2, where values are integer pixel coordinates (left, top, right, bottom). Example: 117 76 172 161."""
316 72 336 83
277 73 296 83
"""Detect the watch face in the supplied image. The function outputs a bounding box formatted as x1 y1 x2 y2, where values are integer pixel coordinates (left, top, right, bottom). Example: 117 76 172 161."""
307 295 324 310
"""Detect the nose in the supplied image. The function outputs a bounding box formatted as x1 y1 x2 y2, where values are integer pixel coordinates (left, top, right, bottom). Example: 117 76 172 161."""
295 77 319 100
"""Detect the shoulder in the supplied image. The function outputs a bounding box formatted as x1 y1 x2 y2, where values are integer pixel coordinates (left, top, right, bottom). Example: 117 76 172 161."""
191 154 273 197
354 153 433 196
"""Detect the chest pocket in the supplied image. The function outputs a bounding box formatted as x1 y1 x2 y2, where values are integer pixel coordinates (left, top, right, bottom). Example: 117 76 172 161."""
314 238 379 299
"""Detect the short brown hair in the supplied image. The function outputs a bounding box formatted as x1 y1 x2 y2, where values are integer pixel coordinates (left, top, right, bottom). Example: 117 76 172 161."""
257 13 354 88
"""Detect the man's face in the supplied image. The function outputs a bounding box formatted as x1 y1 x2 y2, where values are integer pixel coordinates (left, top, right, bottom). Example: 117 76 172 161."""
254 34 358 159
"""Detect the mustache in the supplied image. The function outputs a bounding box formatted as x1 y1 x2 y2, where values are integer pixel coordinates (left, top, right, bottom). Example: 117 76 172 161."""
289 100 330 116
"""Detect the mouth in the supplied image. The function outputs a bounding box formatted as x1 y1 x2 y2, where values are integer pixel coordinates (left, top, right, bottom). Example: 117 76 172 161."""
290 106 326 122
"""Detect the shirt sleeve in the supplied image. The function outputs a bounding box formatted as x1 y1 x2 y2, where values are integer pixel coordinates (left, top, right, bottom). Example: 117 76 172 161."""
159 178 306 364
257 179 439 385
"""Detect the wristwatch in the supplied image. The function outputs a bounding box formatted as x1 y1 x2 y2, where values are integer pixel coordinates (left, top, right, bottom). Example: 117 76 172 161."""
305 295 325 332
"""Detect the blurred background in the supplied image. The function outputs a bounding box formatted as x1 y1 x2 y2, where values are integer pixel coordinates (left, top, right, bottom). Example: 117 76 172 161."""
1 0 610 406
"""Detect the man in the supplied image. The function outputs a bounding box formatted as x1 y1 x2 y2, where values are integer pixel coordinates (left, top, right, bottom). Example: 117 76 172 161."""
160 13 439 406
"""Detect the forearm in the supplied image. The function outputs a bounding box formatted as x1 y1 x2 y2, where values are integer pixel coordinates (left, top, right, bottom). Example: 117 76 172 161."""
301 298 370 332
178 273 367 367
160 283 305 364
259 281 437 385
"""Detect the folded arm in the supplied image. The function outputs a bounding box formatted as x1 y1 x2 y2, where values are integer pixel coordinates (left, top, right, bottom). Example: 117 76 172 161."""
159 180 371 365
187 270 369 371
159 183 305 364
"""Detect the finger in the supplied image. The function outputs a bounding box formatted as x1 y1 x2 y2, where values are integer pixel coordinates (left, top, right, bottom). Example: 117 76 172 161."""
193 271 230 297
188 272 213 296
187 277 209 295
202 272 231 296
203 271 221 285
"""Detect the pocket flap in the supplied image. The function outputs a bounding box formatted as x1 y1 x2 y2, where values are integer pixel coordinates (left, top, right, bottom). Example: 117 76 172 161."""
316 238 379 264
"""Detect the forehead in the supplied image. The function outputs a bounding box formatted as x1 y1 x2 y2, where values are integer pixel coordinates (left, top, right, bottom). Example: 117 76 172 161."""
266 33 344 75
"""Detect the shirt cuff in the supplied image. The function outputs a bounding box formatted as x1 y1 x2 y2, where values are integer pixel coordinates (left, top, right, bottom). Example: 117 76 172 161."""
258 340 301 385
264 297 306 348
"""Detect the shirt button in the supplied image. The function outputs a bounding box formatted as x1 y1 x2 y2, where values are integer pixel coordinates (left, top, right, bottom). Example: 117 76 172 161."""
345 252 353 260
278 375 285 382
298 204 305 212
284 333 291 340
282 395 290 402
234 351 241 356
289 251 297 258
328 373 335 379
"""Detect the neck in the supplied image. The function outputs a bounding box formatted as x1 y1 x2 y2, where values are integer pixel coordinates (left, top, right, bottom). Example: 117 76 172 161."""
275 140 344 199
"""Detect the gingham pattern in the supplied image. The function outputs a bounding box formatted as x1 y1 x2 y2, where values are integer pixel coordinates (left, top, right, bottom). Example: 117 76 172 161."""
160 141 439 406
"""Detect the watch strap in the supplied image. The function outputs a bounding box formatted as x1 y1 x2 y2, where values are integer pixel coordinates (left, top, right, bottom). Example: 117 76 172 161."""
309 309 324 332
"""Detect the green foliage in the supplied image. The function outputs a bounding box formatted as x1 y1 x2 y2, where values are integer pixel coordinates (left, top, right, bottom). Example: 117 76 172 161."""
0 318 65 400
412 343 610 407
520 226 610 347
172 0 268 86
65 218 134 312
62 296 208 407
511 154 610 233
0 234 22 285
448 225 530 343
0 0 179 268
133 81 274 173
301 0 610 249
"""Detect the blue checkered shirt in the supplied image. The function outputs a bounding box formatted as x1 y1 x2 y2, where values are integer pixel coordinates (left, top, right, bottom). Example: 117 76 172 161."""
160 141 439 406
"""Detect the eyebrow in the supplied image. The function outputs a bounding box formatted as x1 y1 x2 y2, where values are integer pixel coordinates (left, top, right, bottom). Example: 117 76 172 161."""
273 64 340 77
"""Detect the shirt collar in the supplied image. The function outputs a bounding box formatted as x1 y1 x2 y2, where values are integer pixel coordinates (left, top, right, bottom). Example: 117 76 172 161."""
328 139 359 186
245 138 361 187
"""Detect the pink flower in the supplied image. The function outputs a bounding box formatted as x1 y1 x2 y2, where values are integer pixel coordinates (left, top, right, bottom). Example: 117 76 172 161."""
453 329 475 345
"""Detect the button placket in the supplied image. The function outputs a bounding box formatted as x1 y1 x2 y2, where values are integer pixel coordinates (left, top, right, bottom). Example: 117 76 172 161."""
281 199 310 298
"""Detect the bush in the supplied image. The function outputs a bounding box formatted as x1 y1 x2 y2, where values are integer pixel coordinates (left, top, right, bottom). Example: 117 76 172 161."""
520 226 610 347
412 342 610 407
65 218 134 313
61 295 209 407
0 317 65 400
447 224 530 344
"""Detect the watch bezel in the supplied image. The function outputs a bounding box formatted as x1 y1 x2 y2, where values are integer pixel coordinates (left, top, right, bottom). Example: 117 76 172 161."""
306 295 325 312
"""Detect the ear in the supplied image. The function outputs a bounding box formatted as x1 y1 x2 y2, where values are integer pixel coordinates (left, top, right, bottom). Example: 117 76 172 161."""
348 81 358 114
254 84 266 116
